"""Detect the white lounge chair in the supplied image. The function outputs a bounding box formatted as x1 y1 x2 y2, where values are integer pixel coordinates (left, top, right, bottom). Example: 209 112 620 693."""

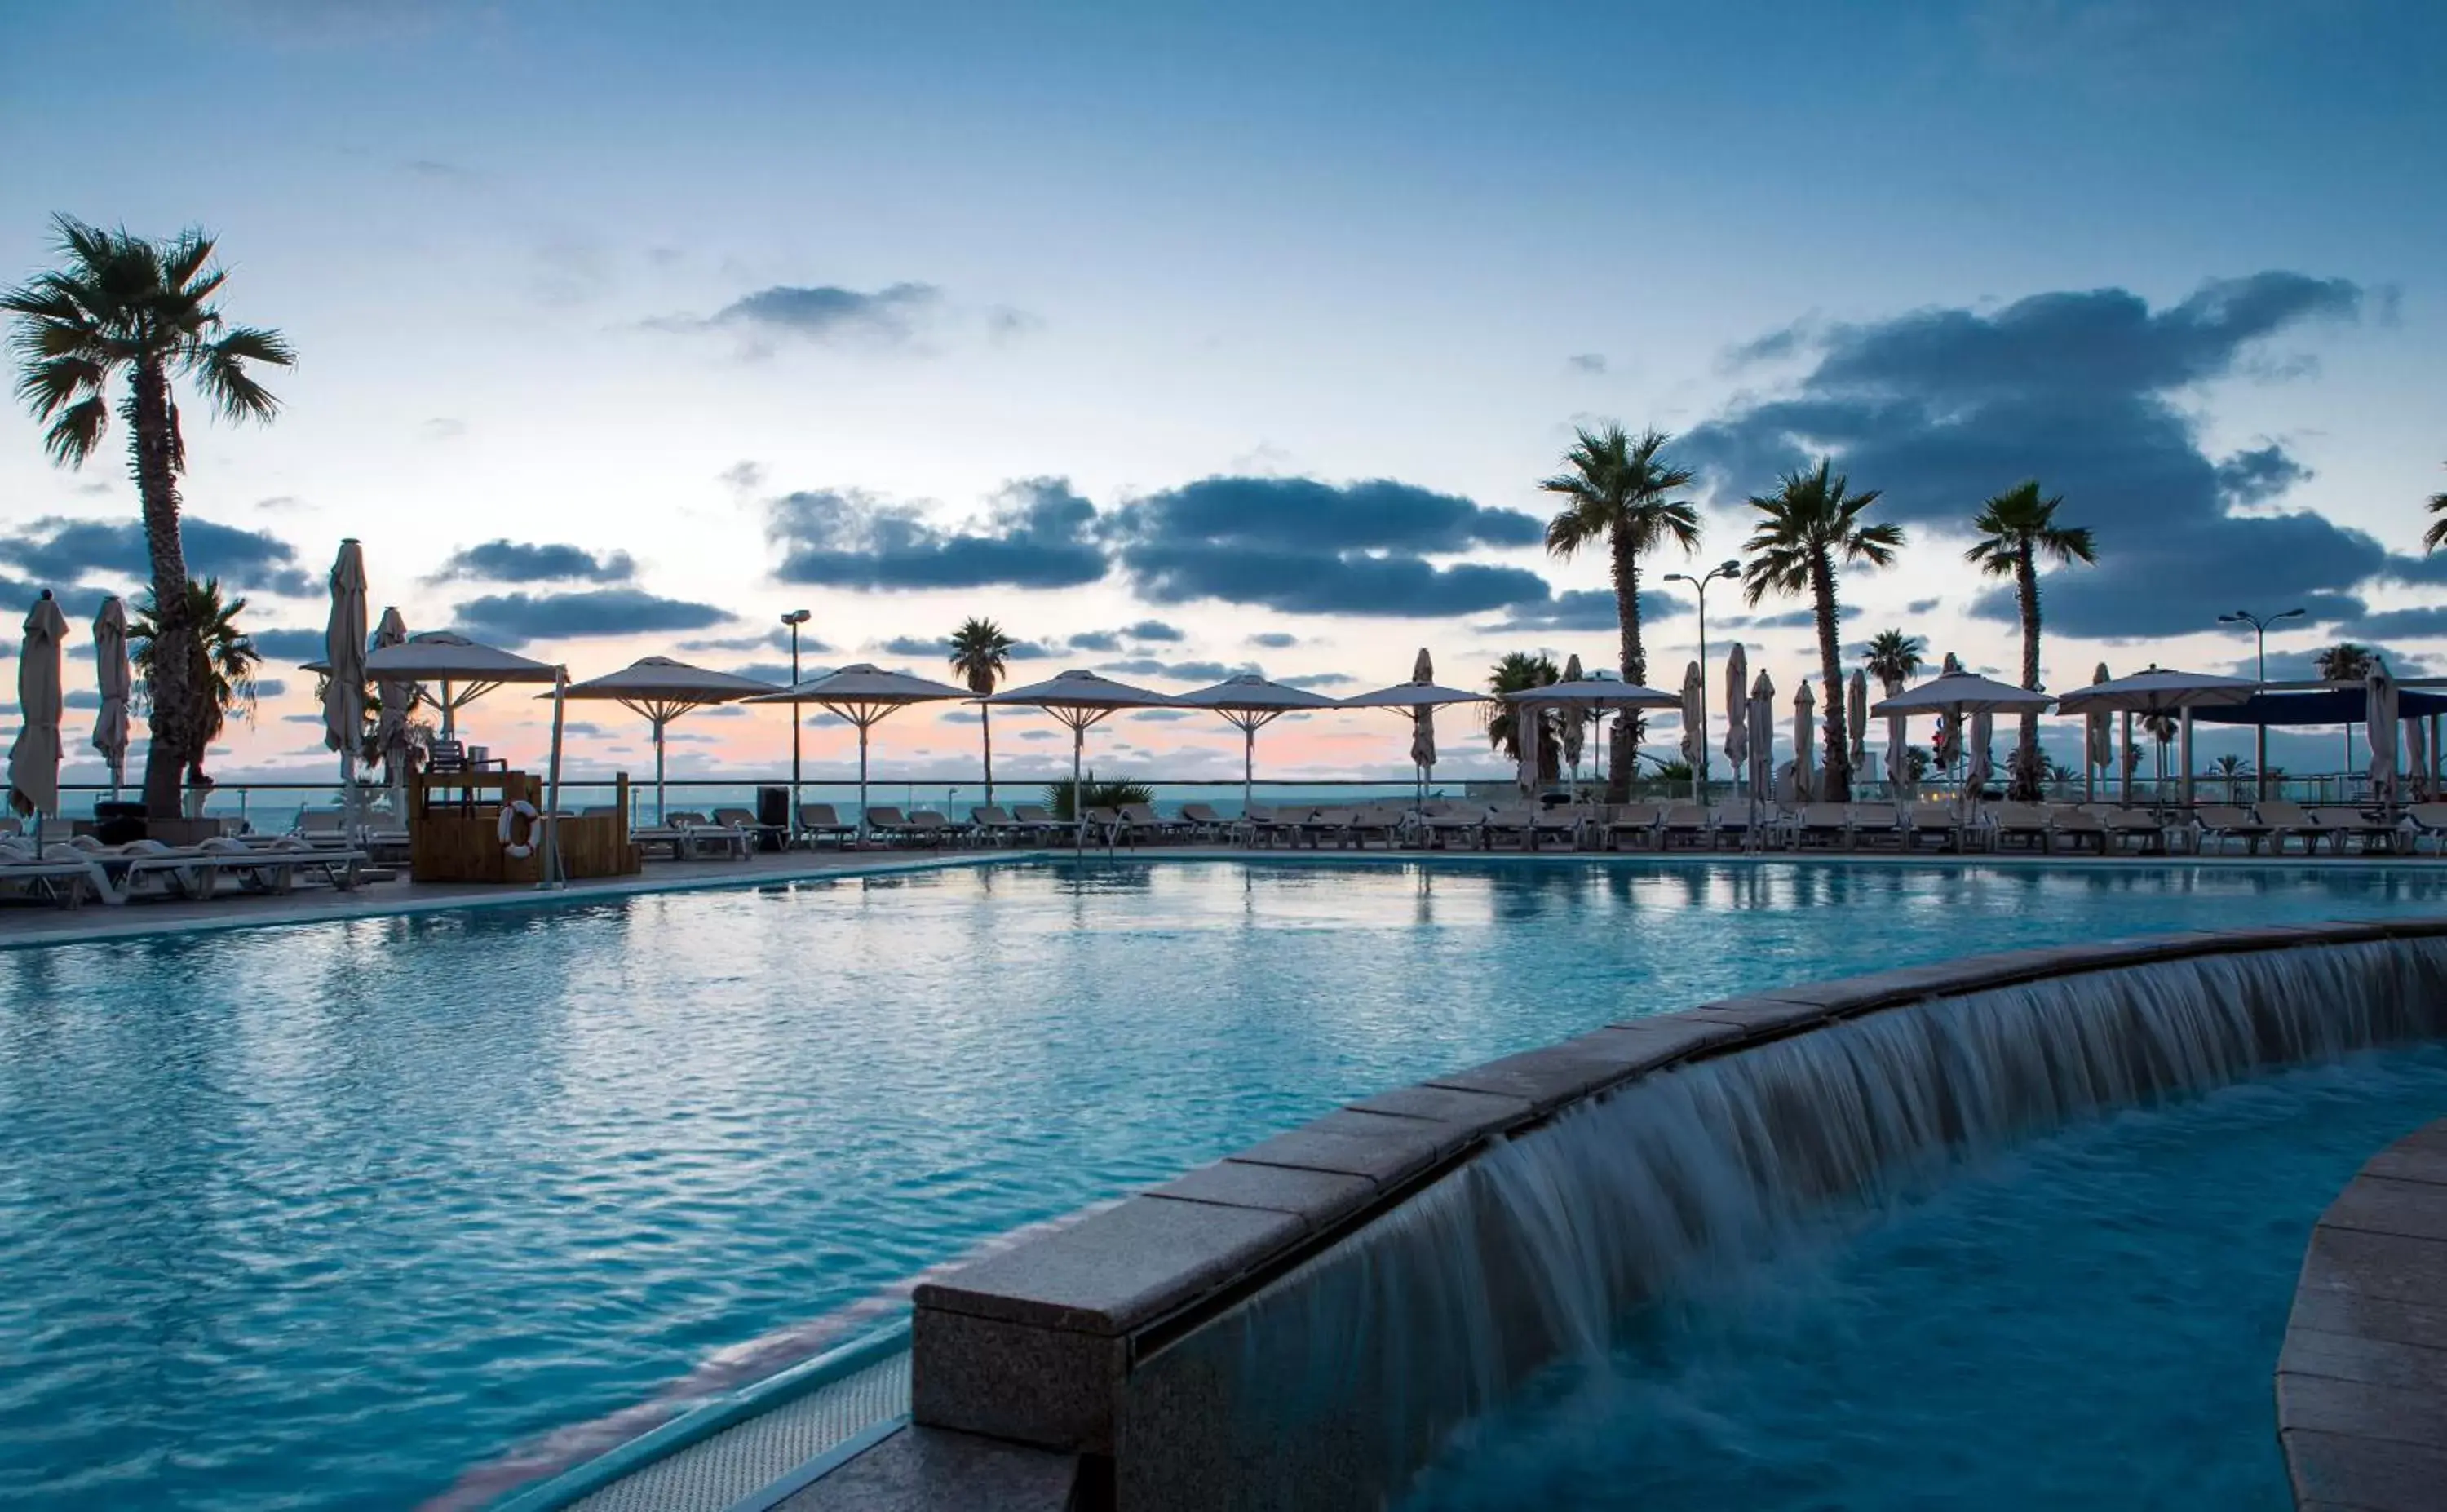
1604 802 1662 851
1903 802 1962 853
2192 805 2272 855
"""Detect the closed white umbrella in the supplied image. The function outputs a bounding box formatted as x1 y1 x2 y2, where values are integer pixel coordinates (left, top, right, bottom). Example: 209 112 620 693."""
1847 667 1868 776
751 662 971 844
1723 643 1749 790
91 596 131 800
2084 662 2113 802
2368 669 2400 805
1747 670 1774 823
1882 672 1909 798
1172 674 1339 812
1343 662 1485 808
1967 710 1994 799
564 657 780 823
1794 679 1816 800
369 608 414 815
8 591 69 842
322 540 369 827
1558 654 1587 789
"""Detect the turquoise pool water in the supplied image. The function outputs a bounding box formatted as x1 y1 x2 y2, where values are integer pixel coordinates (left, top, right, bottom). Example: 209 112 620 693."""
3 858 2445 1510
1400 1042 2447 1511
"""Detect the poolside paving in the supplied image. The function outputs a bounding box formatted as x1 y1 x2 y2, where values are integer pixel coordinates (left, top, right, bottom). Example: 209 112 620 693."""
2278 1116 2447 1512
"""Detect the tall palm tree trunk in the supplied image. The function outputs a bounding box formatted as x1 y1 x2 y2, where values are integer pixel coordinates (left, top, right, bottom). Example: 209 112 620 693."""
2014 546 2042 798
1608 528 1644 801
980 705 994 805
131 361 198 819
1810 553 1850 799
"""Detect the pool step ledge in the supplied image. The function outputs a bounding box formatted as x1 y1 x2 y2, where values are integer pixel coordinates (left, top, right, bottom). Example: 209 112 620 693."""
894 914 2447 1511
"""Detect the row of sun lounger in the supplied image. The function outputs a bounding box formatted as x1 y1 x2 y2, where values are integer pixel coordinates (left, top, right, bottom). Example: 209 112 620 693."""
0 831 369 909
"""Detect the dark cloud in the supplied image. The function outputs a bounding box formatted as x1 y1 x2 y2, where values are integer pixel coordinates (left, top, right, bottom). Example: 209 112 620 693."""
2341 607 2447 641
1067 631 1121 652
431 540 635 585
1682 272 2370 638
1473 587 1690 635
703 282 938 343
254 678 286 698
680 628 834 655
1724 604 1863 631
0 515 317 597
454 589 730 645
1007 639 1060 660
1280 672 1354 689
1905 597 1942 614
724 661 796 685
1248 631 1299 649
560 721 608 738
768 477 1105 590
1110 475 1547 617
1100 657 1262 683
2239 646 2434 681
250 627 325 661
1131 709 1193 722
1122 619 1184 643
874 634 949 657
1567 353 1608 374
64 689 101 710
719 461 765 493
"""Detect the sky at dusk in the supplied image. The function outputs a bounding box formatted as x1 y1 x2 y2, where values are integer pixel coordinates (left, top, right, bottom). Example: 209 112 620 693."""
2 0 2442 788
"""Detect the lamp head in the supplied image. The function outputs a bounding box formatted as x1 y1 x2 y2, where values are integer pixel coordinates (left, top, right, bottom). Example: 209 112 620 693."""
2277 607 2306 621
1663 572 1691 585
781 609 812 626
1718 559 1741 577
2217 612 2241 624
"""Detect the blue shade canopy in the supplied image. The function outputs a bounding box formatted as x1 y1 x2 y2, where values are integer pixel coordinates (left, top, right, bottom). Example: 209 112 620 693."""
2191 689 2447 726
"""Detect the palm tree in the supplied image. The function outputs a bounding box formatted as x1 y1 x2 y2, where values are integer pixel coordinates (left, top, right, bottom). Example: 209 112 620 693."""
1862 629 1927 689
2423 466 2447 553
1741 459 1905 799
2140 710 2179 794
2316 642 2383 779
1485 652 1560 782
130 578 261 784
3 216 293 818
946 617 1016 803
2315 643 2378 682
1966 480 2096 799
2210 753 2255 802
1539 425 1698 800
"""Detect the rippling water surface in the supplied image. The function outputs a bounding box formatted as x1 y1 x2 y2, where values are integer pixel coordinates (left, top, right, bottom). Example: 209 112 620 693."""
3 858 2445 1509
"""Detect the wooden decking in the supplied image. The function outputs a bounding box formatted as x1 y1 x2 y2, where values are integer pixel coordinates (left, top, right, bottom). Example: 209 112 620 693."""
2277 1116 2447 1510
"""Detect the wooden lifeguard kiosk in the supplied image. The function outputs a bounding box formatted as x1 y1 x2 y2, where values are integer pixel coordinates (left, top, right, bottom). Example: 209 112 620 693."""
361 631 641 886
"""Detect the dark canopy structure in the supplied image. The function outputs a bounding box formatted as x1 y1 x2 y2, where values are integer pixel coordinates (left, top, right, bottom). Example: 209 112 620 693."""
2191 689 2447 726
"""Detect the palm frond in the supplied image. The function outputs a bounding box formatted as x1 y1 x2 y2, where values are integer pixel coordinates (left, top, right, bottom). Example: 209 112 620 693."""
42 396 108 466
13 353 104 418
188 337 285 422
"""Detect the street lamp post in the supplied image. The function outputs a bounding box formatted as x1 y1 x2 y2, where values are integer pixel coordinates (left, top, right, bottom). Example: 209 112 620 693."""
1665 559 1744 804
781 609 811 838
2218 606 2303 801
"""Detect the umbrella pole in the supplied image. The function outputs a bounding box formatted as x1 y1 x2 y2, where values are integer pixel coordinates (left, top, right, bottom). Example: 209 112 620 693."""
654 716 667 824
440 681 454 741
541 670 567 889
2121 712 2134 807
1242 721 1254 815
858 720 872 849
1072 721 1086 851
2179 709 2194 810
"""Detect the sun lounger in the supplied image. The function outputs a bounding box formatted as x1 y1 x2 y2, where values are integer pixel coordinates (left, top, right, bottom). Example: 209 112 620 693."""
1117 802 1186 843
2250 801 2321 855
2192 805 2271 855
1987 802 2053 854
2302 806 2401 854
863 806 916 846
2401 803 2447 855
969 805 1023 846
1343 806 1407 848
2044 805 2108 855
1604 802 1662 851
1848 803 1903 851
1006 804 1060 844
1791 803 1853 851
1651 804 1710 850
0 838 117 907
1418 806 1487 850
901 810 954 847
792 803 856 848
1179 802 1232 842
1903 802 1962 852
1481 805 1539 850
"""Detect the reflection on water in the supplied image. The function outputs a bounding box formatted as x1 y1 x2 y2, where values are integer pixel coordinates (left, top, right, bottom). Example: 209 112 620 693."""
2 858 2443 1510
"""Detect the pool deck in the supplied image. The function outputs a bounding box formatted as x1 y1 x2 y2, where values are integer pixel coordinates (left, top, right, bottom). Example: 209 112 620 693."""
2277 1116 2447 1511
5 840 2443 952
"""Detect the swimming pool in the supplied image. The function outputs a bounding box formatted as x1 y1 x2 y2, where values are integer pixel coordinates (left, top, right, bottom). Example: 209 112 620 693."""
1399 1041 2447 1511
4 858 2444 1509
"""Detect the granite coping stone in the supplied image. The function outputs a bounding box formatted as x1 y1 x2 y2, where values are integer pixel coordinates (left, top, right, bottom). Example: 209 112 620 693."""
1229 1114 1449 1188
1152 1161 1378 1235
914 1195 1302 1336
2280 1116 2447 1512
2281 1428 2447 1512
1343 1082 1535 1136
1422 1030 1680 1113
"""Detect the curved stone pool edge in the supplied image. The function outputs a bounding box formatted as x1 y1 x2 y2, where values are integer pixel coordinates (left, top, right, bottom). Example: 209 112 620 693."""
2277 1116 2447 1511
866 913 2447 1512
